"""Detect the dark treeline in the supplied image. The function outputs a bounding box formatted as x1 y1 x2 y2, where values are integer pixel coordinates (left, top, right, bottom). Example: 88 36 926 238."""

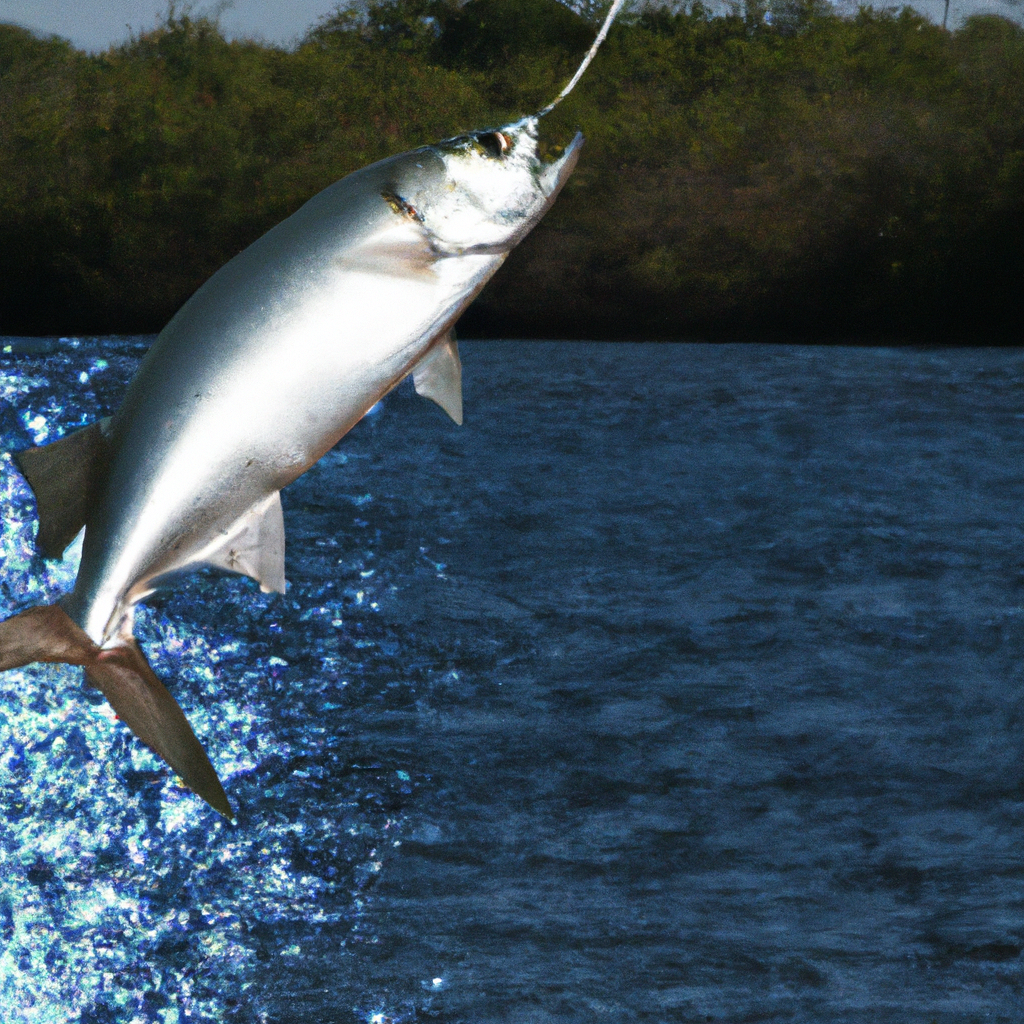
1 0 1023 339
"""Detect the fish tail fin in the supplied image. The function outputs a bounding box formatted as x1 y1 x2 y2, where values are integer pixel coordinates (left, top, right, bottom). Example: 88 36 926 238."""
85 641 234 821
0 604 233 819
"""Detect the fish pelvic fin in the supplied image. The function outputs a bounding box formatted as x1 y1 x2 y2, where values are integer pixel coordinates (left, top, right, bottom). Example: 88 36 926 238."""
13 418 113 559
413 330 463 425
0 604 233 819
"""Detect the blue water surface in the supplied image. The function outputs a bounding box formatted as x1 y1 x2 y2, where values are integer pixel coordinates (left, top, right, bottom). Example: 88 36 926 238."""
1 338 1023 1023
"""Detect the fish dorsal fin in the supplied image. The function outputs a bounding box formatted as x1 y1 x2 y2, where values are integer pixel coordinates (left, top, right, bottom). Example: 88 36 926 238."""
13 417 113 559
203 492 286 594
413 331 463 425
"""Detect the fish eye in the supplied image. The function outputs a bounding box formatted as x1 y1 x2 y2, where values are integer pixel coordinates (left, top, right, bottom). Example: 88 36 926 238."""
477 131 510 158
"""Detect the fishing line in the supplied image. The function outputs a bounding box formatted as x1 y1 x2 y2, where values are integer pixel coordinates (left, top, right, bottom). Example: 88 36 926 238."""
536 0 628 118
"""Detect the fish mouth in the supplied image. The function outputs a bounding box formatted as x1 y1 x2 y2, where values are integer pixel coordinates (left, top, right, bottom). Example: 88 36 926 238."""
493 114 583 201
539 130 584 200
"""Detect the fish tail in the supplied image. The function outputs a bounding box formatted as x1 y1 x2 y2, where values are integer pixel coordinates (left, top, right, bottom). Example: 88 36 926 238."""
0 604 232 819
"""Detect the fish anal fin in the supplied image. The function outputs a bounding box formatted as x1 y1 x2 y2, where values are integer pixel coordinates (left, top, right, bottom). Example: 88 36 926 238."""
13 418 112 559
413 330 463 425
86 641 233 819
204 492 286 595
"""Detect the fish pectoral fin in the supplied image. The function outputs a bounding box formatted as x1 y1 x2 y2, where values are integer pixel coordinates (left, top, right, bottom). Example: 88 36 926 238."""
13 418 113 559
204 492 286 595
86 640 233 820
335 230 439 280
413 330 463 425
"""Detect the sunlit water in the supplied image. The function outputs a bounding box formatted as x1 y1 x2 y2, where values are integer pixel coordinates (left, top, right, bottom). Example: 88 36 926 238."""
1 338 1023 1023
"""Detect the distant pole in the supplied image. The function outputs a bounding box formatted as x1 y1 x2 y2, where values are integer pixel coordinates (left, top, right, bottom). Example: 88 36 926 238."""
943 0 950 29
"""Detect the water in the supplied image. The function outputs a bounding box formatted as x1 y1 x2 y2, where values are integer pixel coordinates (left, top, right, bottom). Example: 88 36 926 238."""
1 338 1023 1023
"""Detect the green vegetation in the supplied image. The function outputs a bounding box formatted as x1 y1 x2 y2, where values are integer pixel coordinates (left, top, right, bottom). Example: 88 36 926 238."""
0 0 1022 338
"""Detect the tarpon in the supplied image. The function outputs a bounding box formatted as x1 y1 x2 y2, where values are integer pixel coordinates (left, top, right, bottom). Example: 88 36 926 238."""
0 0 626 818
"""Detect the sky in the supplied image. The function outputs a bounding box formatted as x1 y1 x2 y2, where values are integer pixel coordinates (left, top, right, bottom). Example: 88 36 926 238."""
0 0 1018 52
0 0 345 51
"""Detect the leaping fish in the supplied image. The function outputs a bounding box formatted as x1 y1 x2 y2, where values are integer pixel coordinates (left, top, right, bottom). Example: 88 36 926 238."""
0 0 627 818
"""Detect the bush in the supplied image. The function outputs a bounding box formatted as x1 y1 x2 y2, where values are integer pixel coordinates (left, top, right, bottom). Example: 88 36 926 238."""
0 1 1022 338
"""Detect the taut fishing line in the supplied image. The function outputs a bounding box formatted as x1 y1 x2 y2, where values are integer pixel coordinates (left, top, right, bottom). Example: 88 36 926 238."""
537 0 628 117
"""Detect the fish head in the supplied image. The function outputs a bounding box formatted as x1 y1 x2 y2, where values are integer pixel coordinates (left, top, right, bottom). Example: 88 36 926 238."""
392 116 583 257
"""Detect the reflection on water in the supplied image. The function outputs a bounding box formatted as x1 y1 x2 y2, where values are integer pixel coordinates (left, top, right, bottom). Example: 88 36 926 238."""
0 337 408 1023
2 339 1024 1023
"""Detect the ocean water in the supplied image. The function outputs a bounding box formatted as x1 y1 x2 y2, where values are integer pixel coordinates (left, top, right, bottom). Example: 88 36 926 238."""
0 338 1023 1023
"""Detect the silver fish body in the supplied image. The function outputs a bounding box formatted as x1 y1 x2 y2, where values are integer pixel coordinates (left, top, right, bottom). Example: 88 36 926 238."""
68 119 581 646
0 116 582 816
